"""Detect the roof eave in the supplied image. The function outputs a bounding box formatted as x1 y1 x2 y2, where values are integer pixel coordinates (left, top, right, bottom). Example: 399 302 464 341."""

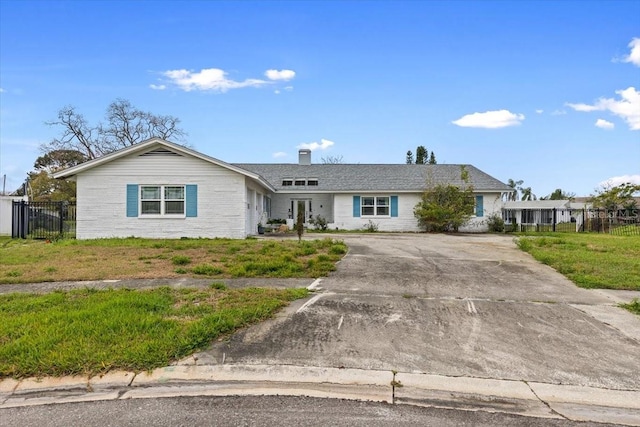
52 138 273 188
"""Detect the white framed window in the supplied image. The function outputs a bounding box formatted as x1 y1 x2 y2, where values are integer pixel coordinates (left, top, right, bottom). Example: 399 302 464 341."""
140 185 185 216
282 179 293 186
362 196 390 216
294 179 306 186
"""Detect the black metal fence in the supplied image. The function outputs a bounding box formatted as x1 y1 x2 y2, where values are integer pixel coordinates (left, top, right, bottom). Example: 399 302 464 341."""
12 201 77 239
502 208 640 235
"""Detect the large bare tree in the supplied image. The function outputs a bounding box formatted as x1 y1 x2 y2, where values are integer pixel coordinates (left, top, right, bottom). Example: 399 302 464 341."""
43 98 187 160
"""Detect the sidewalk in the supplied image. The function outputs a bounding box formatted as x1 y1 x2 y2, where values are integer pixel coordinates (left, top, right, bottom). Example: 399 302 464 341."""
2 364 639 426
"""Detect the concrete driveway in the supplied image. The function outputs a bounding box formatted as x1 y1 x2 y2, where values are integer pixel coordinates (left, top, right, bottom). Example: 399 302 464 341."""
193 233 640 391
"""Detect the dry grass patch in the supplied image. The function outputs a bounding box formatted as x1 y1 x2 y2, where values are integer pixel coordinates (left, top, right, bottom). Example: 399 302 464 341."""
0 237 347 284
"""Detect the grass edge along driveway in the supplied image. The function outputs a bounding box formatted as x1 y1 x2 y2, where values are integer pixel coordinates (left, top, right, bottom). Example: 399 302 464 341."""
0 285 310 379
515 233 640 315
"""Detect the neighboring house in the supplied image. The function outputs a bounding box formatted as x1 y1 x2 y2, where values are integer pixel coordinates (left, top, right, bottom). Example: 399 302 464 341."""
502 200 590 231
53 138 512 239
0 194 28 236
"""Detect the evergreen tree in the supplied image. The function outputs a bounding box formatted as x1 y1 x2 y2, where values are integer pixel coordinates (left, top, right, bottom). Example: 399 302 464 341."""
406 150 414 164
415 146 427 164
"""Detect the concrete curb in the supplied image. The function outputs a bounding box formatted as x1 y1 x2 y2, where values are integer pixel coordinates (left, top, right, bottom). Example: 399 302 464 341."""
2 365 639 425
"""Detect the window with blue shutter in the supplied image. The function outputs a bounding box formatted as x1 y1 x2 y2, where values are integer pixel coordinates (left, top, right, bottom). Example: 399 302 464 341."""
390 196 398 217
186 185 198 217
126 184 139 217
353 196 361 217
475 195 484 217
128 184 195 217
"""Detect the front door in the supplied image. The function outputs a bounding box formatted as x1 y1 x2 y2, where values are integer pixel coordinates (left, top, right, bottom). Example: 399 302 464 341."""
292 199 311 223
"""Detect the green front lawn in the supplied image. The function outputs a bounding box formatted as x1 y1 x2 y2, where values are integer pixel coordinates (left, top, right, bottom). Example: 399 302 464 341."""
516 233 640 291
0 286 309 378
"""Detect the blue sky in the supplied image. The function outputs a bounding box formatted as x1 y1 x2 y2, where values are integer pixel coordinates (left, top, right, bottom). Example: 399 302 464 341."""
1 0 639 198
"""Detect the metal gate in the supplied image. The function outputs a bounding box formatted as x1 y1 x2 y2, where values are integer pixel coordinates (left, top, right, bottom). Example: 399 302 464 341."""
12 201 76 239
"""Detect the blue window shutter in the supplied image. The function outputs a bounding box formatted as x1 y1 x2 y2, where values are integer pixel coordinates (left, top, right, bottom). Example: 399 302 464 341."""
353 196 361 217
186 185 198 217
475 195 484 217
390 196 398 217
126 184 138 217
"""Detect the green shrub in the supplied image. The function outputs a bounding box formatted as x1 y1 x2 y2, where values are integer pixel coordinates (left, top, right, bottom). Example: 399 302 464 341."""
486 213 505 233
309 215 328 231
267 218 287 225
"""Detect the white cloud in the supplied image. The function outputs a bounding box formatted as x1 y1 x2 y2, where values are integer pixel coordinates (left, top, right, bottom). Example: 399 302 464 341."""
566 87 640 130
551 110 567 116
595 119 614 130
598 174 640 189
0 87 5 93
156 67 296 93
565 102 599 112
162 68 268 92
452 109 525 129
297 138 335 151
272 151 287 158
265 69 296 81
535 109 544 114
623 37 640 67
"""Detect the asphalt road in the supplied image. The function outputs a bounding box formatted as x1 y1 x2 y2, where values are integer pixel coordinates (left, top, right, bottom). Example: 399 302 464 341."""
0 395 621 427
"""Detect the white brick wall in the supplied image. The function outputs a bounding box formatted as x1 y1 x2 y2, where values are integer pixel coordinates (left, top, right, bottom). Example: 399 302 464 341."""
331 192 503 232
75 152 254 239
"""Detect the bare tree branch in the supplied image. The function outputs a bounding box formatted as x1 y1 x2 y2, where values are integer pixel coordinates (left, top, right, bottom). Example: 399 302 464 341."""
43 106 99 159
44 99 187 160
321 155 344 164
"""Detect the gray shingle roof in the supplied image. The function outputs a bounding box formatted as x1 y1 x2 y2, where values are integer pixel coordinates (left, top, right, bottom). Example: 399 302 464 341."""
232 163 511 192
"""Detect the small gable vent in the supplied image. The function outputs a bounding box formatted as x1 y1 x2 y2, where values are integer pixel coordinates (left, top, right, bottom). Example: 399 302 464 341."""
140 148 182 157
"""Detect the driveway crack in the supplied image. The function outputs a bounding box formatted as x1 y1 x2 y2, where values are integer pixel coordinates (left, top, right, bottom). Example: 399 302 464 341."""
523 380 569 420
